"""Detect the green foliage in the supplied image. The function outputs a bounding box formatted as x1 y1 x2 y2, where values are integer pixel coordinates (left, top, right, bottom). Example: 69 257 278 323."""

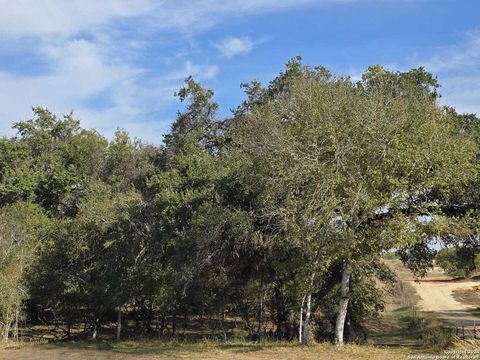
475 253 480 273
397 242 436 278
228 59 473 344
0 202 49 340
436 247 476 278
0 107 109 216
0 60 478 345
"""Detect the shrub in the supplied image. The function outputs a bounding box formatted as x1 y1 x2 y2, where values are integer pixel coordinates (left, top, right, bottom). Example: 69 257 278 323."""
435 247 475 278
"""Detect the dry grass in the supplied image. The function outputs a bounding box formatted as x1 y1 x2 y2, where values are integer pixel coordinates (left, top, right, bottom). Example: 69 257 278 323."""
0 340 414 360
453 285 480 307
451 338 480 350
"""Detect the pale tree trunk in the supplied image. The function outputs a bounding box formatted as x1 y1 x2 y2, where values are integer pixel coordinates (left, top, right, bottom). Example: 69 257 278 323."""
300 267 317 345
13 308 19 341
334 264 352 346
301 293 312 345
2 319 11 342
298 295 305 344
92 318 100 340
116 308 122 341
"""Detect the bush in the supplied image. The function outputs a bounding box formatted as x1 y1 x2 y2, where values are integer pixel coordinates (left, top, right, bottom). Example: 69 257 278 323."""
435 247 475 278
474 253 480 273
424 328 454 351
406 314 426 333
405 311 453 351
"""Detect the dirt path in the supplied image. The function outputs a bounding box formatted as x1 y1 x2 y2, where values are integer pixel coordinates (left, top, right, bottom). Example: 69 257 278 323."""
410 277 480 327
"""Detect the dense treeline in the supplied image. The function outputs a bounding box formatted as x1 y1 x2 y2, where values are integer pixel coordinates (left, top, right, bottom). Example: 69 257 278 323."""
1 58 480 345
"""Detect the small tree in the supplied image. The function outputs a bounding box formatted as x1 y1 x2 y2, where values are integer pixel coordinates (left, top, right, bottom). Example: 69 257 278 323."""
0 202 48 341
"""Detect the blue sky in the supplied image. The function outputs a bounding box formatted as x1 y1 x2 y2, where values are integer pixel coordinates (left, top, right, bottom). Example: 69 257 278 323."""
0 0 479 143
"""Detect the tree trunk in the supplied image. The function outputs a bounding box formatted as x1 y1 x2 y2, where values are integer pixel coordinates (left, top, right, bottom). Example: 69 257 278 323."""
334 264 352 346
83 317 88 333
257 290 264 337
2 319 11 342
92 318 100 340
116 308 122 341
300 265 317 345
301 293 312 345
183 312 187 337
274 283 288 339
14 309 19 341
172 314 177 337
160 313 165 337
219 312 227 342
298 295 305 344
471 249 477 272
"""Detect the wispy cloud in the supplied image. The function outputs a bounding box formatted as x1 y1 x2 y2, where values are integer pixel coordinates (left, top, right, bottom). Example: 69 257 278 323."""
165 61 219 81
343 32 480 116
0 0 329 40
0 38 150 138
142 0 329 34
0 0 331 141
215 36 256 58
1 0 427 142
417 32 480 115
0 0 151 39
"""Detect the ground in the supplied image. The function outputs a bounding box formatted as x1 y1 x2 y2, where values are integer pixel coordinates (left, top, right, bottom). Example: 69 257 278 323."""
411 277 480 326
0 341 412 360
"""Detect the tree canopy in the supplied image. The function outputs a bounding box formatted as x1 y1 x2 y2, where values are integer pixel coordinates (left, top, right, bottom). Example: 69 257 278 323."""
0 59 478 345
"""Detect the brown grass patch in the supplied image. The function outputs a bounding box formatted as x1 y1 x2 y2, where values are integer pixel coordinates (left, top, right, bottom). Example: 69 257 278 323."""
452 285 480 308
0 341 415 360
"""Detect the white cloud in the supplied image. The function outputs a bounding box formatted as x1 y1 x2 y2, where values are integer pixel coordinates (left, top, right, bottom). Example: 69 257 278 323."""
165 61 219 81
0 38 147 137
143 0 328 34
0 40 215 143
418 32 480 115
0 0 151 39
215 36 256 58
0 0 342 40
0 0 365 142
343 33 480 116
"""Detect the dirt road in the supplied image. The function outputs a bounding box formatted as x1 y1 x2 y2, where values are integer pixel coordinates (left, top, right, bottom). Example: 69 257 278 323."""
410 277 480 326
